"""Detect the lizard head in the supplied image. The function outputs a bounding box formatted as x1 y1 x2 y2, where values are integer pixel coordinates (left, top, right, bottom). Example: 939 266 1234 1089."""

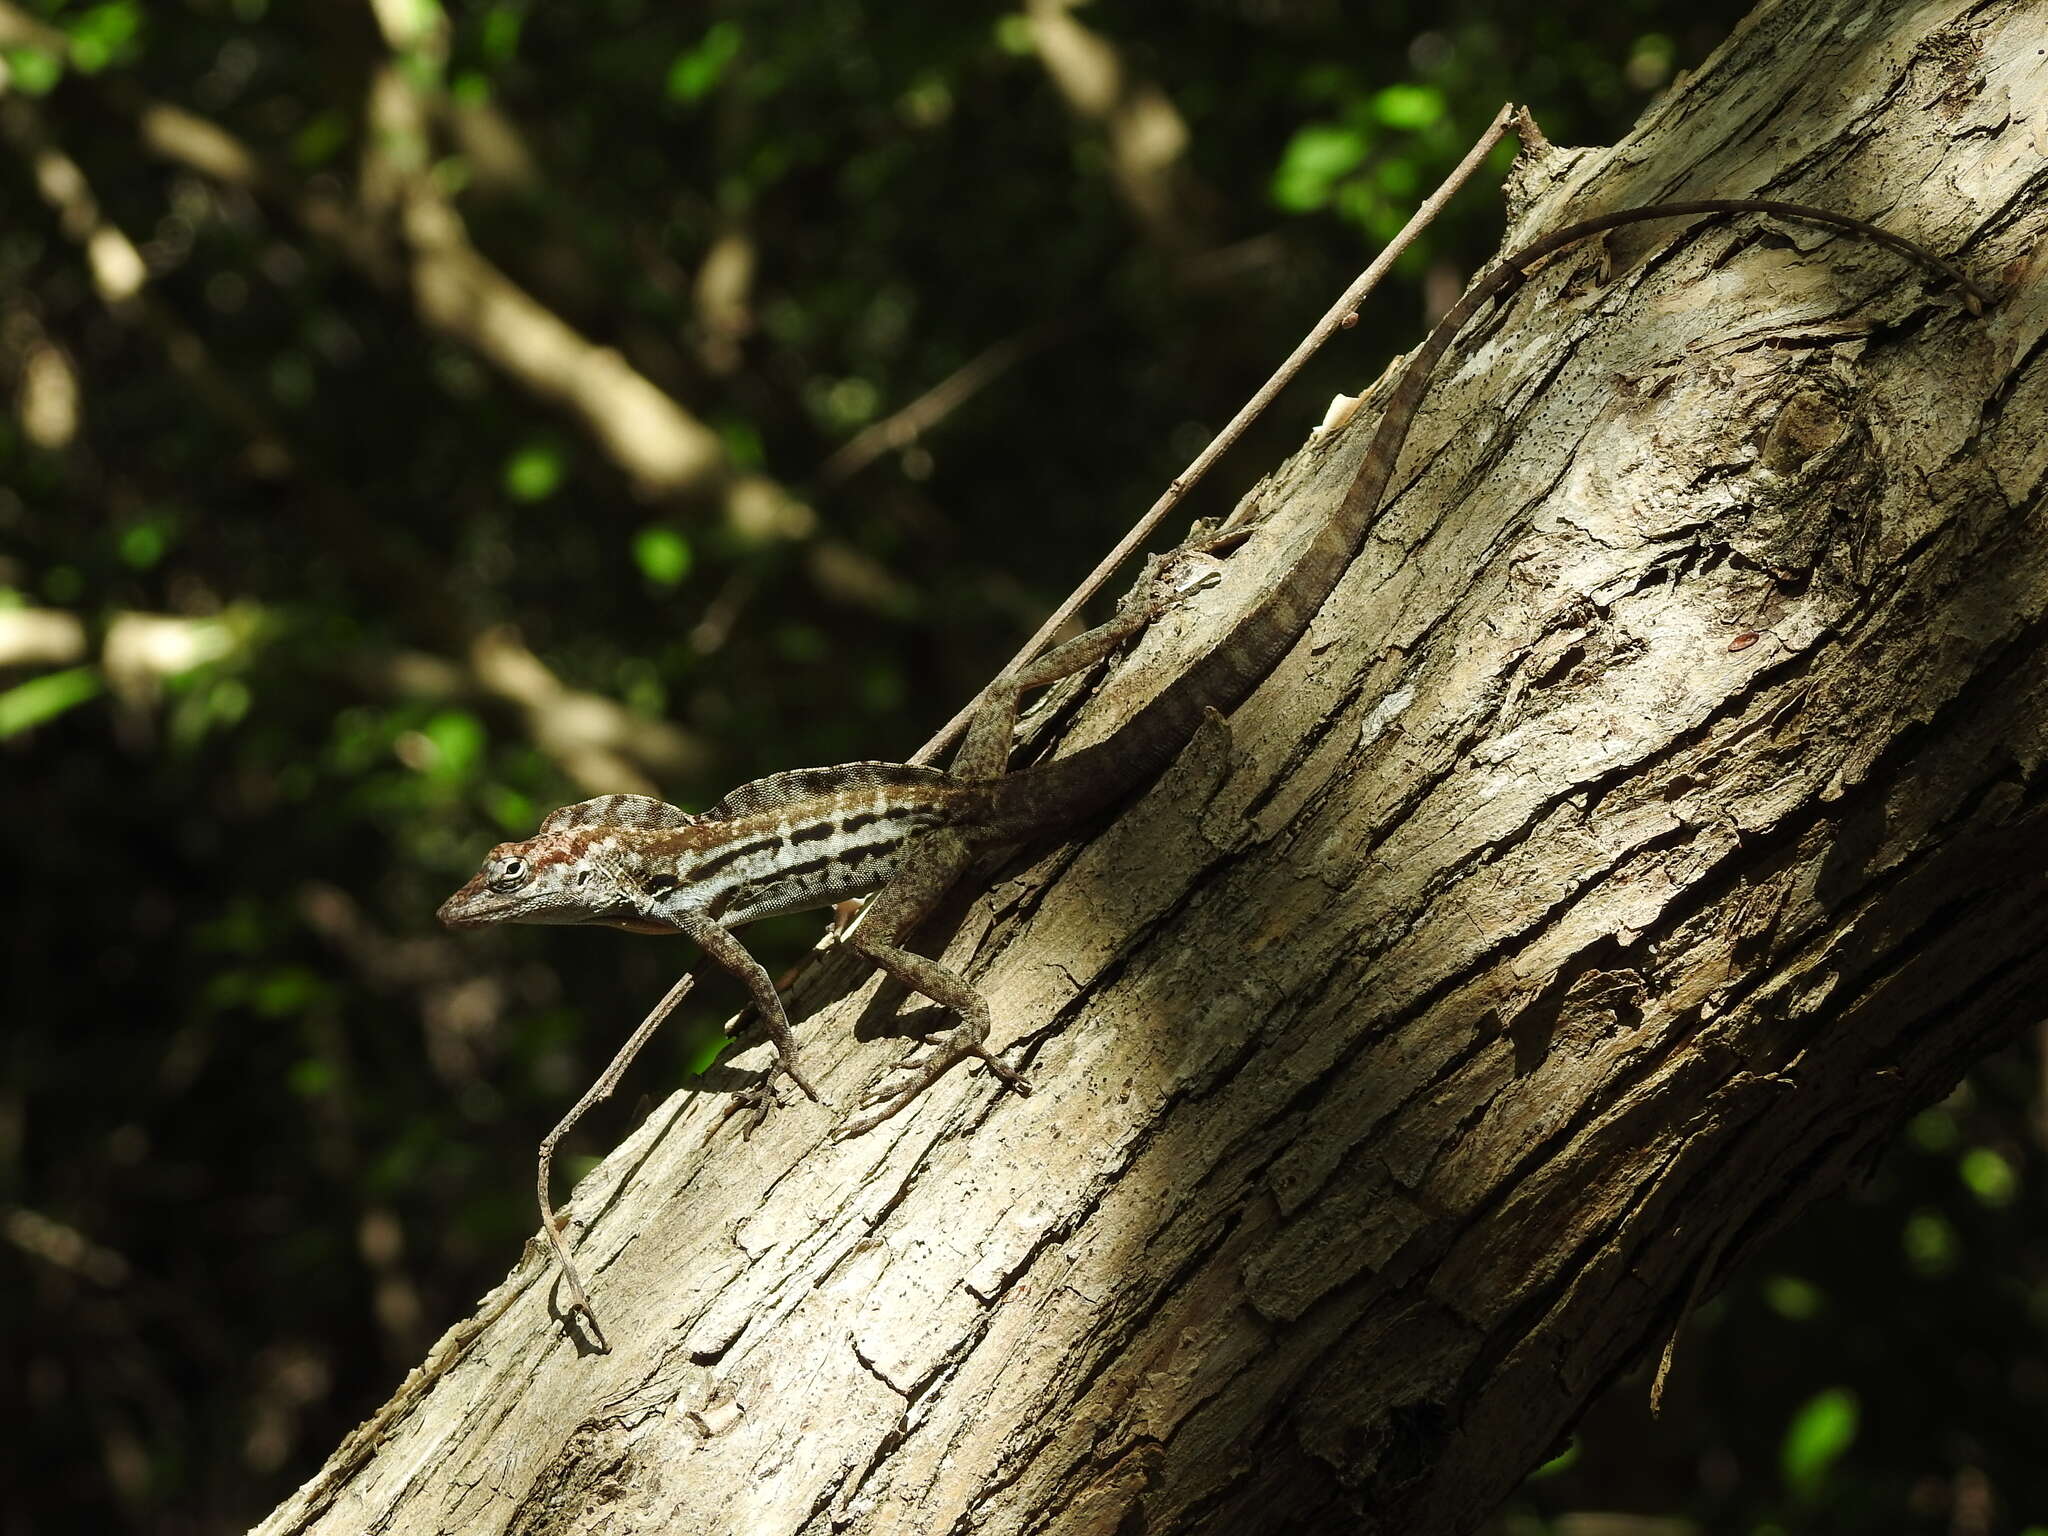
437 831 666 931
437 837 560 929
440 792 714 935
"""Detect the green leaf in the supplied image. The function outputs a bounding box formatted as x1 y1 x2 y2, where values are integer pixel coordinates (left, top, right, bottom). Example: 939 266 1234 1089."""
0 667 102 738
1373 157 1421 200
1370 83 1444 130
718 417 764 470
254 967 327 1018
682 1014 732 1075
480 3 523 64
292 109 350 169
64 1 141 73
617 658 666 717
3 46 64 96
667 21 742 104
992 13 1033 55
1270 123 1368 212
1781 1386 1858 1500
1527 1438 1578 1479
269 353 316 408
632 526 692 586
861 663 904 713
483 784 535 834
502 441 565 501
1908 1105 1960 1152
208 677 252 729
201 971 249 1011
119 517 174 569
423 709 485 780
1903 1208 1957 1275
776 623 825 662
1959 1145 2018 1206
810 375 879 430
1763 1273 1823 1320
288 1057 338 1096
197 901 268 956
1625 33 1677 91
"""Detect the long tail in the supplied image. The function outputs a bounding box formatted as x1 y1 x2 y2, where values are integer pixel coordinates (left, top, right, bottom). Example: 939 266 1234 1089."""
987 199 1985 836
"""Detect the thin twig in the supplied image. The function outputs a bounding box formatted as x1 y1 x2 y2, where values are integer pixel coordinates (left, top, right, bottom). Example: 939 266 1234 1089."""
1651 1218 1738 1416
816 321 1075 488
536 969 696 1348
816 233 1285 492
909 100 1521 766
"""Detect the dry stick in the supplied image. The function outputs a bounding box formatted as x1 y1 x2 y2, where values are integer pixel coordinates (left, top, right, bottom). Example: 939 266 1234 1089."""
536 969 696 1347
815 234 1284 492
816 321 1075 488
908 100 1520 767
1651 1217 1739 1417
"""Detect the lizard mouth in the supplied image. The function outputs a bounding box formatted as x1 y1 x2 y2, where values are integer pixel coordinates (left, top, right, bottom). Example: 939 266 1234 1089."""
436 884 496 929
602 916 675 935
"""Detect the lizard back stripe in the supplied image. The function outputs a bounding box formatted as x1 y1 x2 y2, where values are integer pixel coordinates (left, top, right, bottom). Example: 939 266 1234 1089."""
664 789 955 926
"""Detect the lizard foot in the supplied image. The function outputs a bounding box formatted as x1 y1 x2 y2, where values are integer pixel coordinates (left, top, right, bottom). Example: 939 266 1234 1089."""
1132 548 1226 624
720 1060 827 1138
1126 547 1225 614
721 1077 783 1139
782 1059 825 1105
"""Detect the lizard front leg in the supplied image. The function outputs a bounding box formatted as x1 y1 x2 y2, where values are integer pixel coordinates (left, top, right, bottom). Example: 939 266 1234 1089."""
670 910 825 1105
832 827 1029 1138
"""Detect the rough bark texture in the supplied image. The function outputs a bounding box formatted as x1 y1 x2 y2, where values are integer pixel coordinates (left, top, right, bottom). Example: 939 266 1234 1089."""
258 2 2048 1532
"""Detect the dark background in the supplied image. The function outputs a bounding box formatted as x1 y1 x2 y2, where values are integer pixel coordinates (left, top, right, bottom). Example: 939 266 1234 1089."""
2 2 2041 1532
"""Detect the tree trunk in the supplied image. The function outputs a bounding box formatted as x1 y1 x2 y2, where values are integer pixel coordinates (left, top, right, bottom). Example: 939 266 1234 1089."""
257 2 2047 1531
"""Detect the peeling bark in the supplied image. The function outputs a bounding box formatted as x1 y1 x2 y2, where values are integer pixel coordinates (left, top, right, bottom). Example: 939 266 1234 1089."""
258 2 2048 1532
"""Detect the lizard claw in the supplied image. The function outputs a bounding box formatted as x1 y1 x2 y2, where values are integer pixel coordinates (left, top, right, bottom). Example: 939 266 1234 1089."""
723 1078 782 1139
721 1060 829 1138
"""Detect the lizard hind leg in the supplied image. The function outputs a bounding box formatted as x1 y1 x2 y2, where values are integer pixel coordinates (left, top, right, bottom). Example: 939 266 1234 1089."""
832 829 1030 1138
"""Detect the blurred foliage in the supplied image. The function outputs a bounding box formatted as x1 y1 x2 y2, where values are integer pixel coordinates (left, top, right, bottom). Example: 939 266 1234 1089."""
1 1 2040 1533
1496 1059 2048 1536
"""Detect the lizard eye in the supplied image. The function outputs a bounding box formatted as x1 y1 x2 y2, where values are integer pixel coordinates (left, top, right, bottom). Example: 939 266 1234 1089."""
489 855 529 892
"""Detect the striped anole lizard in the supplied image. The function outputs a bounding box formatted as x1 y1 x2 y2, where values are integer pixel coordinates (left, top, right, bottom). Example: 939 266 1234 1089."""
440 200 1983 1143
